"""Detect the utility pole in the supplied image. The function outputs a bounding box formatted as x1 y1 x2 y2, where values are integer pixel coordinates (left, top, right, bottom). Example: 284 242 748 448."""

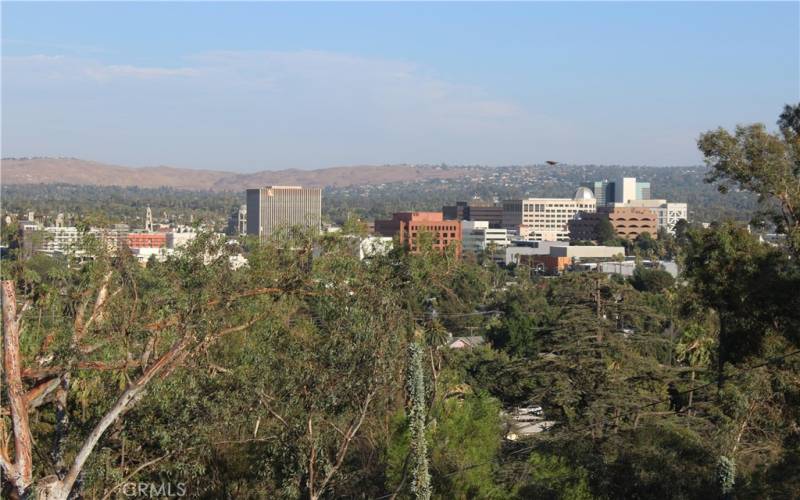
595 277 602 318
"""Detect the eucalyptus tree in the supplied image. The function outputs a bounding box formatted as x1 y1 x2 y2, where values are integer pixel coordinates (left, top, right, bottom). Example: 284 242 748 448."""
0 233 294 499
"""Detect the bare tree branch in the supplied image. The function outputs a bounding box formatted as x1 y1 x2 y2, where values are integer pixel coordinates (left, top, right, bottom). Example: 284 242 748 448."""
2 280 34 494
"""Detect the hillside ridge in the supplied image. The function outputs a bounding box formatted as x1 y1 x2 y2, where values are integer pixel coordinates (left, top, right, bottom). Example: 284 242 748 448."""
1 157 471 191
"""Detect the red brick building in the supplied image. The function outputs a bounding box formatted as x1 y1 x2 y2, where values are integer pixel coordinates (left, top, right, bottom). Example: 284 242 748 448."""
127 232 167 249
374 212 461 255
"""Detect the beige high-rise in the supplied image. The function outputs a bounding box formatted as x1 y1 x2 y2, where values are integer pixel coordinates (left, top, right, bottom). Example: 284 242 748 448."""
246 186 321 241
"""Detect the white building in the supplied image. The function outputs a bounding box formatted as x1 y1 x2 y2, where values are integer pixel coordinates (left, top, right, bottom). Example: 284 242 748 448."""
502 188 597 241
461 221 510 254
38 226 83 256
504 241 625 267
614 177 638 205
166 231 197 249
131 247 173 265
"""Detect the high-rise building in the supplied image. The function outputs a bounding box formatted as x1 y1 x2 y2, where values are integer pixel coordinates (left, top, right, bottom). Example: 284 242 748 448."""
579 180 615 207
502 187 597 241
246 186 322 241
614 177 638 205
374 212 461 255
636 182 651 201
582 178 651 206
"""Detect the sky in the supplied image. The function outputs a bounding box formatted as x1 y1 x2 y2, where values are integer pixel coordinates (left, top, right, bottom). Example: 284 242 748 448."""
2 2 799 172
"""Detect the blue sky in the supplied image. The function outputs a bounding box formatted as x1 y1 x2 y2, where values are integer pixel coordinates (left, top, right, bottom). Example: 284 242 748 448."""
2 2 798 172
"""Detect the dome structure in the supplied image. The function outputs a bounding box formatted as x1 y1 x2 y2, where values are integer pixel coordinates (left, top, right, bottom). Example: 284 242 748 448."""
573 187 596 200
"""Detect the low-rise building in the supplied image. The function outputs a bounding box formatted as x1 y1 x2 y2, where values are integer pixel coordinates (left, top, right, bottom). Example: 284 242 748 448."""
569 206 658 241
504 241 570 266
461 221 510 254
514 244 626 274
621 200 688 234
443 200 504 228
166 230 197 249
127 232 167 249
131 247 173 265
374 212 461 255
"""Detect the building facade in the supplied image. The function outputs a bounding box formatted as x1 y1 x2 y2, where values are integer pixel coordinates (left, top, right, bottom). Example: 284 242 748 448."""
622 200 688 233
23 225 128 257
515 244 626 274
461 221 510 254
246 186 322 241
502 188 597 241
227 204 247 236
581 177 651 206
569 207 658 241
579 180 615 207
127 232 167 249
374 212 461 255
443 200 504 228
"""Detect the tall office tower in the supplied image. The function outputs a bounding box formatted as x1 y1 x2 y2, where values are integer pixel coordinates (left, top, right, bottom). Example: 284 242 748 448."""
614 177 638 205
583 178 650 206
580 180 614 206
636 181 651 200
246 186 322 241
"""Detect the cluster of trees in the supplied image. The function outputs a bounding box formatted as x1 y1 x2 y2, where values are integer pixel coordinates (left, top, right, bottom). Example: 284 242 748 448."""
0 185 241 231
1 106 798 499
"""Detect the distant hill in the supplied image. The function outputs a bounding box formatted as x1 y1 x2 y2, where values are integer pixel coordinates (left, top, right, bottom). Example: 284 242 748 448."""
1 157 470 191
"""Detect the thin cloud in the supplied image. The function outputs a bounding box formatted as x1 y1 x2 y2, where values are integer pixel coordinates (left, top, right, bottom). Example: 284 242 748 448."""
2 49 561 169
85 64 200 81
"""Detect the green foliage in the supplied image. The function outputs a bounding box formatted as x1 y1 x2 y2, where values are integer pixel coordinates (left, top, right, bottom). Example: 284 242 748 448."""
717 455 736 495
516 452 592 500
5 107 800 499
630 266 675 293
428 392 504 500
596 217 617 245
683 222 800 364
699 103 800 255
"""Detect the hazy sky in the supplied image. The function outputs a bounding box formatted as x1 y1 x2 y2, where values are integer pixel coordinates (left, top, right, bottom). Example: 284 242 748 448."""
2 2 798 172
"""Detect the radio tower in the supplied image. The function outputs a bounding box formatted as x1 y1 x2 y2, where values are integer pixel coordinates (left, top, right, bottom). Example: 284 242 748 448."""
145 206 154 232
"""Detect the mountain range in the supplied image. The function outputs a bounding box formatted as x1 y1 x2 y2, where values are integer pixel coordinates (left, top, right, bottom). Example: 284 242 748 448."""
1 157 471 191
